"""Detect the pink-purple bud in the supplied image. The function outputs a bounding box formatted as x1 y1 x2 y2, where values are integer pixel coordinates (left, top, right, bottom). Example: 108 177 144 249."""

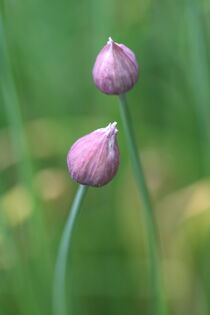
67 122 120 187
92 37 139 95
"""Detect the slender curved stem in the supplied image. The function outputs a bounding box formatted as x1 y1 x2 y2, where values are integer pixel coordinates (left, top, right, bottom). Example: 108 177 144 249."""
53 184 88 315
118 94 167 315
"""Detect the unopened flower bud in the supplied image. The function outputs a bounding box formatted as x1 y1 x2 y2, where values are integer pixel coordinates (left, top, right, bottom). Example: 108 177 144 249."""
67 122 120 187
92 37 139 95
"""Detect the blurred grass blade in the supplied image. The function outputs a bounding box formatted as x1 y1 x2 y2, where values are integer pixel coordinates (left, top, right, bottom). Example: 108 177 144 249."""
0 10 48 250
186 0 210 175
0 11 51 313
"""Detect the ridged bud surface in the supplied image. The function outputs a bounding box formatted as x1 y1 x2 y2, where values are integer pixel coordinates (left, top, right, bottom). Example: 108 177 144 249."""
92 37 139 95
67 122 120 187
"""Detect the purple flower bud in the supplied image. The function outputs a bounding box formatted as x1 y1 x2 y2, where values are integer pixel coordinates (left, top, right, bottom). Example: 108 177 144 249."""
92 37 139 95
67 122 120 187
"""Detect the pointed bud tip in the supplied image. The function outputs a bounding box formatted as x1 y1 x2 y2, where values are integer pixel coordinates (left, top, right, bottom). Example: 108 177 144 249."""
105 121 118 136
107 37 113 44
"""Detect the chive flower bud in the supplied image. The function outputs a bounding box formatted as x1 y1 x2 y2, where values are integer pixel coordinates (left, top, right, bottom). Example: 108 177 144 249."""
67 122 120 187
92 37 139 95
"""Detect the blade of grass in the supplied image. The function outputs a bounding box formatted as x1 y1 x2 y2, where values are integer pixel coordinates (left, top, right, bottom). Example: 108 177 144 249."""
0 10 51 314
0 7 50 260
53 184 88 315
185 0 210 175
118 94 167 315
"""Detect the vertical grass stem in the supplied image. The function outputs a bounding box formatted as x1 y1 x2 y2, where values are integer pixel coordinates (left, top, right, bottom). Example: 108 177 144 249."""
53 184 88 315
118 93 167 315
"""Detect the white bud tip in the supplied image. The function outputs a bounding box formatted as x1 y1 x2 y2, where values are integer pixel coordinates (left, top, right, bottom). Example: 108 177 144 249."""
105 121 118 135
111 121 117 129
107 37 113 44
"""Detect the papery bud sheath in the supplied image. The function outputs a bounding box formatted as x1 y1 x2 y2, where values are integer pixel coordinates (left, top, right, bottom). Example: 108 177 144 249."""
67 122 120 187
92 37 139 95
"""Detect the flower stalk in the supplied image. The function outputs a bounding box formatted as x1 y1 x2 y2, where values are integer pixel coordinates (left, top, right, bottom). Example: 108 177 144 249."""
53 184 88 315
53 122 120 314
118 93 167 315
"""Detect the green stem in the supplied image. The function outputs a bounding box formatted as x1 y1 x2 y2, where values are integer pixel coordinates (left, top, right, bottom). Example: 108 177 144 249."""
118 94 167 315
53 184 88 315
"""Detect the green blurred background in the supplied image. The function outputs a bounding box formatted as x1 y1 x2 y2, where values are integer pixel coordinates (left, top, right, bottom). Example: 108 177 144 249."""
1 0 210 314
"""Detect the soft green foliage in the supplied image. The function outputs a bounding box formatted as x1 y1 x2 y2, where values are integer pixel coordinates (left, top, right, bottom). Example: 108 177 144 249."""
0 0 210 314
